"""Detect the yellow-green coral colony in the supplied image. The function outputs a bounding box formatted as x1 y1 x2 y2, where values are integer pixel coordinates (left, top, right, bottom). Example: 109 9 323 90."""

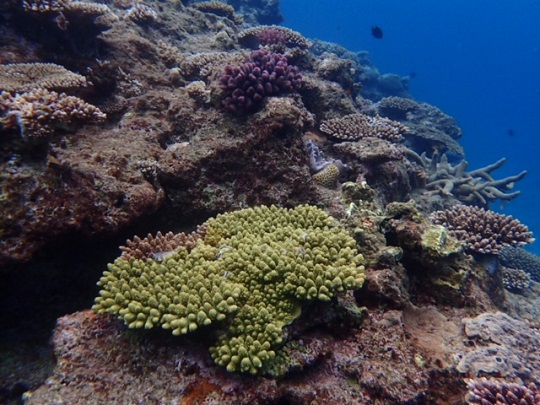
93 205 365 375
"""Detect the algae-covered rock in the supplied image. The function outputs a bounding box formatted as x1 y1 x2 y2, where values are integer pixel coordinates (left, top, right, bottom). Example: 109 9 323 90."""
93 205 365 375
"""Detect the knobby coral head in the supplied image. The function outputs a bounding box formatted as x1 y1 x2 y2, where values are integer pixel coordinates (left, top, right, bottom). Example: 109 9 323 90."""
219 49 302 115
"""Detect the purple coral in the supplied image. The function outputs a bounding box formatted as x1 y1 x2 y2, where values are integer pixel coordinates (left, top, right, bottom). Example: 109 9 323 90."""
219 49 302 115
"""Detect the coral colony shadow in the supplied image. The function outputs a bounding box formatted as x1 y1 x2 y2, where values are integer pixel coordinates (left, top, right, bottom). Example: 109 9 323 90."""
0 0 539 404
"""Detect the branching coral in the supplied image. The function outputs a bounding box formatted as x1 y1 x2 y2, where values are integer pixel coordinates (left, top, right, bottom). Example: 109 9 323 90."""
416 152 527 207
0 63 87 92
93 205 365 375
0 88 106 137
320 113 408 142
238 25 311 50
219 49 302 115
465 378 540 405
429 205 534 255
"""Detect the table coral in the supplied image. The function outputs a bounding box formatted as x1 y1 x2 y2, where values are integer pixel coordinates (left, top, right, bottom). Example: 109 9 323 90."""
0 63 87 92
430 205 534 255
238 25 311 50
320 113 408 142
93 205 365 375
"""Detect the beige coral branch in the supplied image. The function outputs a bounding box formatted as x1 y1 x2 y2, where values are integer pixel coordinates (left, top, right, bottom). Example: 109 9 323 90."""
320 113 408 142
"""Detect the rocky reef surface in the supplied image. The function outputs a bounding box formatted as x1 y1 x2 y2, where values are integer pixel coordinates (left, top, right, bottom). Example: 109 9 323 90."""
1 0 539 404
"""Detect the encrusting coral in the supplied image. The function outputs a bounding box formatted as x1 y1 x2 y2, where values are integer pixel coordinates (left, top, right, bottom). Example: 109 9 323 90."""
430 205 534 255
320 112 408 142
93 205 365 375
0 88 106 137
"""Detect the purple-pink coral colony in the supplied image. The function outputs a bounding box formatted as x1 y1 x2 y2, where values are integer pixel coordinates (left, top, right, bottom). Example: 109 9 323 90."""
219 49 302 114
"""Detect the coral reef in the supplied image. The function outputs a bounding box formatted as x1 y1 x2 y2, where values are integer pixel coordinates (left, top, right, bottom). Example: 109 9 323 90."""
219 49 302 114
415 152 527 207
320 112 408 142
0 0 537 403
465 378 540 405
0 88 106 137
430 205 534 255
93 205 365 375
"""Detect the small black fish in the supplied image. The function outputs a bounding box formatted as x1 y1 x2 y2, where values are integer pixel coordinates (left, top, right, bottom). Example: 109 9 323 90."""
371 26 383 39
508 129 515 137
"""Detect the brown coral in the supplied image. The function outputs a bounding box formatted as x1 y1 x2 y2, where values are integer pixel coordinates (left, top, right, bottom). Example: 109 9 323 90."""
238 25 311 49
0 63 87 92
124 4 158 23
0 88 106 137
429 205 534 255
320 113 408 142
23 0 111 15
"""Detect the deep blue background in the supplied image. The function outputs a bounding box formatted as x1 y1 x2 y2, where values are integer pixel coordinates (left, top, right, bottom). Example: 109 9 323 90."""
281 0 540 253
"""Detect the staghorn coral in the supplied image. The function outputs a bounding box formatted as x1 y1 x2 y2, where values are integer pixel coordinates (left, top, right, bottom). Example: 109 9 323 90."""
192 1 243 24
93 205 365 375
219 49 302 115
429 205 534 255
320 113 408 142
0 88 106 137
0 63 87 92
499 247 540 282
500 266 532 292
465 378 540 405
416 151 527 207
238 25 311 50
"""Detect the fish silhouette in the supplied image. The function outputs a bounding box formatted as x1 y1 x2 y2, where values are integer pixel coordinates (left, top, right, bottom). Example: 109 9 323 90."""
371 26 383 39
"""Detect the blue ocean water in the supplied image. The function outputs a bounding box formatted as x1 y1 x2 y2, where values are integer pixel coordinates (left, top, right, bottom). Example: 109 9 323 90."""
281 0 540 254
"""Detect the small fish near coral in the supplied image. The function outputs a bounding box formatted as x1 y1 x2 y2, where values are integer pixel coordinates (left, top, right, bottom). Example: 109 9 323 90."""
371 26 384 39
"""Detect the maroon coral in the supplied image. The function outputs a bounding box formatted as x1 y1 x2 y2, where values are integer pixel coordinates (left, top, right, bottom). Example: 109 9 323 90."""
429 205 534 254
219 49 302 115
465 378 540 405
